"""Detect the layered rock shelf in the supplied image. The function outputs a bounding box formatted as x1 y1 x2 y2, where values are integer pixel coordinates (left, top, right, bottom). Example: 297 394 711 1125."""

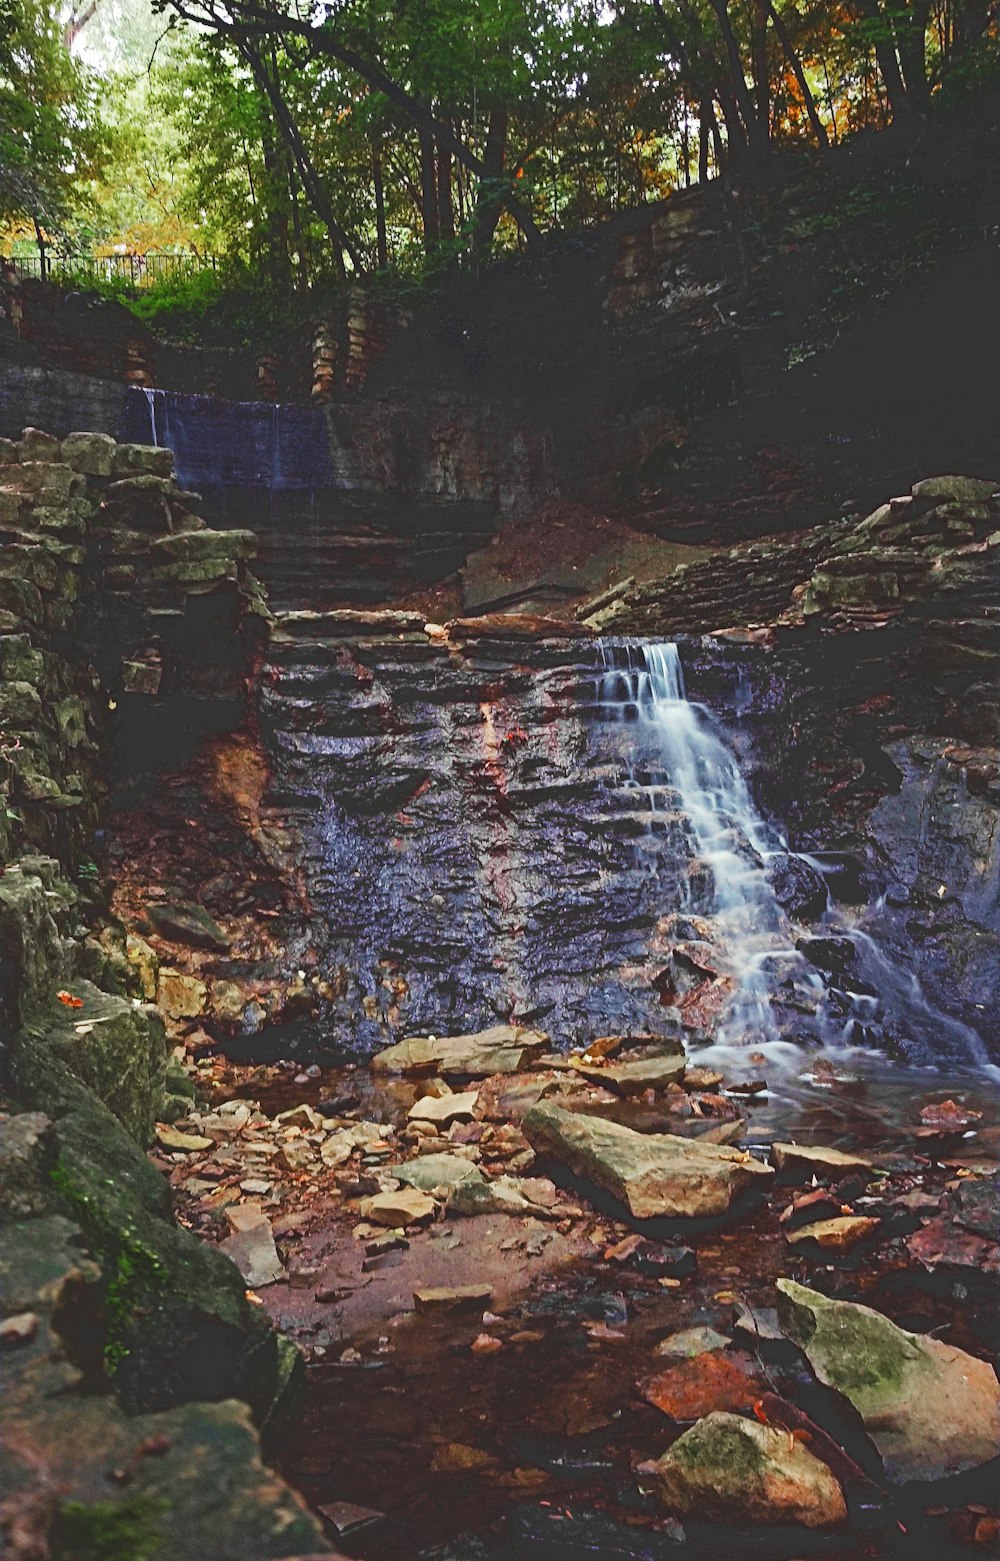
3 429 1000 1559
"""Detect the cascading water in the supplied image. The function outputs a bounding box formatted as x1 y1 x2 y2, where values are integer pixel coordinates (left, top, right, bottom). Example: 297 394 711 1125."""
596 637 994 1074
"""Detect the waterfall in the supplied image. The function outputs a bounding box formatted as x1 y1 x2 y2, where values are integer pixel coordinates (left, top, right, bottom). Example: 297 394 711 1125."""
598 639 815 1049
142 386 159 448
597 639 994 1071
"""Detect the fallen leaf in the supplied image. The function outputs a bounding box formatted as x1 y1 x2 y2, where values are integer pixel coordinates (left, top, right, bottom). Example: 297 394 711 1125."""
639 1351 763 1422
919 1099 982 1131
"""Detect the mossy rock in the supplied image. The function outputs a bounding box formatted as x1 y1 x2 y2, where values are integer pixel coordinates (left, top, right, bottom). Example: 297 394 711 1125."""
0 633 48 684
0 679 44 727
0 574 43 622
150 559 236 585
776 1279 1000 1482
810 570 900 607
61 431 116 477
25 984 166 1144
912 475 997 503
9 1043 297 1420
0 861 73 1023
1 1397 327 1560
112 445 175 479
640 1410 846 1527
150 529 257 565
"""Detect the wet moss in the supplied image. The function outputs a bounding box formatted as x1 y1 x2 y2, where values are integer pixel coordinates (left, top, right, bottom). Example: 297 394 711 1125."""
52 1497 167 1561
670 1412 767 1488
777 1279 925 1407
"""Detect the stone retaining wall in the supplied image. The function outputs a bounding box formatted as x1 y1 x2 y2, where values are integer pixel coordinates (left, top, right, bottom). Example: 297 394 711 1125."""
0 426 332 1559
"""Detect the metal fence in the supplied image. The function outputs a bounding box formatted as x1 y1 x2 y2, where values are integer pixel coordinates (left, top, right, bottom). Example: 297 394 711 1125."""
1 252 219 289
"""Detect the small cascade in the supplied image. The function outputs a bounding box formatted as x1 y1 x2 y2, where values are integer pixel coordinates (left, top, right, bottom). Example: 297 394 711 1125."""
596 638 993 1071
596 639 823 1049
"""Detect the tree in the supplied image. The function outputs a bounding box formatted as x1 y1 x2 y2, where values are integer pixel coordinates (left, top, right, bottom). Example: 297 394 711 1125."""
0 0 107 263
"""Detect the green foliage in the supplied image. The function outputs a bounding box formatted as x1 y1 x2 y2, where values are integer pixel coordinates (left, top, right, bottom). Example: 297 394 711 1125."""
4 0 998 301
0 0 108 242
52 1496 167 1561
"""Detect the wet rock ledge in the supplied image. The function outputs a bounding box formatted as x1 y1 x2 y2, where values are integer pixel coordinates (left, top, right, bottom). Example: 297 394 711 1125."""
0 428 336 1559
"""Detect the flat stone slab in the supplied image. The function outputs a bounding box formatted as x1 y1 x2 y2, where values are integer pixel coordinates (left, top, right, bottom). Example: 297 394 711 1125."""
361 1188 436 1227
771 1142 872 1178
777 1279 1000 1482
220 1218 284 1288
413 1284 493 1313
577 1053 686 1095
654 1326 732 1358
394 1154 485 1192
521 1104 773 1219
407 1090 479 1126
786 1215 880 1251
371 1025 547 1078
639 1410 846 1528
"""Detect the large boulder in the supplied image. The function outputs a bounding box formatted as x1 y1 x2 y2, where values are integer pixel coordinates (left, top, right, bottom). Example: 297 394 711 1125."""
638 1410 846 1527
6 1036 299 1423
576 1048 686 1095
0 1394 330 1561
521 1104 773 1218
61 431 116 477
371 1024 548 1078
30 982 167 1143
148 898 231 953
776 1279 1000 1482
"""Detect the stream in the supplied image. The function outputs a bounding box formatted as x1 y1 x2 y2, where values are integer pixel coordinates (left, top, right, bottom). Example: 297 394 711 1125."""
181 632 1000 1561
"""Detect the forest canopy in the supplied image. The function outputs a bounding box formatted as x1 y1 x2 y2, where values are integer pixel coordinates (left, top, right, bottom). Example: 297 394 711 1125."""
1 0 997 293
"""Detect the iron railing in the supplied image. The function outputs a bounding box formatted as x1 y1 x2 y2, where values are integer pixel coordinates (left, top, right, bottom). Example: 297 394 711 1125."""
1 252 219 288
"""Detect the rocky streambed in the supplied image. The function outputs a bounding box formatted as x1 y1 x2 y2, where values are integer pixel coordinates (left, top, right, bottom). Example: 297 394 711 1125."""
154 1023 1000 1560
3 433 1000 1560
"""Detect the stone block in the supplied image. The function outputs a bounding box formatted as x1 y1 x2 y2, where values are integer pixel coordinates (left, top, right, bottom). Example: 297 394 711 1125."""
113 443 175 478
0 486 21 524
0 1111 58 1218
158 968 208 1020
18 428 60 461
912 475 997 503
61 430 116 476
17 462 79 500
150 529 257 564
151 559 235 584
0 679 44 728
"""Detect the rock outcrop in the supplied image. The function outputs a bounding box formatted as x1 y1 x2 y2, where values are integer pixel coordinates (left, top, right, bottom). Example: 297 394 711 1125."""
580 475 1000 638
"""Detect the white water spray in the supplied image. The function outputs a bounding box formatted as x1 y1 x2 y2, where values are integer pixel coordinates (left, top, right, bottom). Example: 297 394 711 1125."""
598 640 817 1046
597 639 993 1071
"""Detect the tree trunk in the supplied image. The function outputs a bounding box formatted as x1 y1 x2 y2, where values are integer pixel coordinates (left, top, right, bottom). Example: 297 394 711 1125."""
853 0 912 121
708 0 770 157
764 0 830 147
438 136 455 241
894 0 931 106
240 39 359 278
372 141 388 269
261 50 293 290
751 0 772 139
471 104 508 258
698 99 713 181
33 219 48 278
418 122 440 250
